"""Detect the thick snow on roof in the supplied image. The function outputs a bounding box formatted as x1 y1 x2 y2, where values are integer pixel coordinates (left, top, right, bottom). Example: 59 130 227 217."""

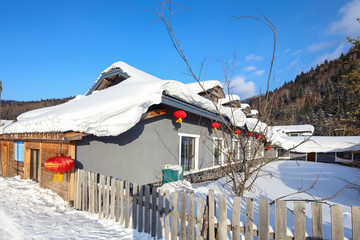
186 80 223 93
218 94 240 105
240 103 250 109
271 125 314 135
1 62 246 137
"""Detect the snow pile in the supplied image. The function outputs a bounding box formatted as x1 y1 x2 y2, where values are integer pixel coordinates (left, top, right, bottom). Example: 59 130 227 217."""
271 125 314 136
218 94 240 105
192 160 360 239
185 80 223 93
0 62 246 136
0 176 151 240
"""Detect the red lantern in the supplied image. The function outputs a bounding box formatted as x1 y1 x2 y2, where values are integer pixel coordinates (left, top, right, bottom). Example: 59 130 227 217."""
211 122 220 132
256 134 262 140
266 146 271 151
174 110 187 123
234 129 241 137
44 154 75 182
247 132 253 137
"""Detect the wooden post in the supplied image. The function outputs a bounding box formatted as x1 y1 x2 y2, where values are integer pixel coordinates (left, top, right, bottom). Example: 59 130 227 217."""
74 169 79 209
218 195 227 240
158 189 164 240
180 192 187 240
132 183 138 229
232 197 241 240
120 180 124 224
110 177 116 219
104 176 110 218
144 185 150 233
151 187 157 237
89 172 94 214
196 197 204 240
311 203 323 240
352 206 360 240
245 198 254 240
275 200 287 240
188 194 195 240
115 179 121 222
258 198 269 240
331 205 344 239
98 174 105 218
138 185 143 232
125 181 130 228
165 190 170 240
171 191 178 240
208 189 215 240
294 201 306 240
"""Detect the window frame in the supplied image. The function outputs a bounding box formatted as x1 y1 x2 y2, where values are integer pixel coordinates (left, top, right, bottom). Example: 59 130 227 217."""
178 133 200 171
213 137 224 166
232 139 240 161
14 141 25 163
276 147 290 159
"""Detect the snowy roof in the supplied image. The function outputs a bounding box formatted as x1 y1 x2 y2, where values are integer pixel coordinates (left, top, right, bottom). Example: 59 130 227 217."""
0 120 14 128
240 103 250 109
186 80 223 94
218 94 240 105
271 125 314 135
1 62 246 137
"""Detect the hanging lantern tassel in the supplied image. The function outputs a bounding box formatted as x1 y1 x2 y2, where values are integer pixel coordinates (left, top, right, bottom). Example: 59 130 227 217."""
44 154 75 182
211 122 220 132
53 173 64 182
234 129 241 137
266 146 271 151
256 134 262 140
247 132 253 138
174 110 187 123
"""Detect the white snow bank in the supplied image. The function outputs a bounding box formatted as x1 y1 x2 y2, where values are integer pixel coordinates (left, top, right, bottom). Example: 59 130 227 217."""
1 62 246 136
186 80 223 93
0 176 150 239
218 94 240 105
271 124 314 136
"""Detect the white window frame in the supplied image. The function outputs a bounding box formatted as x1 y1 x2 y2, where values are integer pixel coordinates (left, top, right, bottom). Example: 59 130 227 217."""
276 147 290 159
213 137 224 166
232 139 240 161
178 133 200 171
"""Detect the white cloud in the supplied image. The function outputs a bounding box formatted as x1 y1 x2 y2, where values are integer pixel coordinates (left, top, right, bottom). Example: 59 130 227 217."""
292 49 303 55
307 41 335 53
328 0 360 36
254 70 265 76
230 76 256 99
245 54 264 62
312 43 347 66
289 58 299 68
244 66 257 72
283 49 290 54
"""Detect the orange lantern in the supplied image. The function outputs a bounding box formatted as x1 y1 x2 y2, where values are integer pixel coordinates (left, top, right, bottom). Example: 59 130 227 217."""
211 122 220 132
174 110 187 123
247 132 254 137
44 154 75 182
234 129 241 136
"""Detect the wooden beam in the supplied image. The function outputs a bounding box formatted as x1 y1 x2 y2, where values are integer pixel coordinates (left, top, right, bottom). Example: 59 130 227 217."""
64 132 88 141
141 108 168 120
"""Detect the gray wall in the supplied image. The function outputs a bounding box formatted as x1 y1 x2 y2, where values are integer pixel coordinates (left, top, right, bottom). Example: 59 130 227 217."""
76 107 218 185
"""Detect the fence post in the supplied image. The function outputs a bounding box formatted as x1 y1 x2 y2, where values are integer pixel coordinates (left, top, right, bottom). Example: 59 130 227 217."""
110 177 116 219
352 206 360 239
258 198 269 240
275 200 287 240
98 174 105 218
125 181 130 228
165 190 170 240
74 169 79 209
144 185 150 233
104 176 110 218
115 179 121 222
218 195 227 240
138 185 143 232
232 196 241 240
119 180 124 224
196 196 204 240
188 194 195 240
171 191 178 240
180 192 187 240
151 186 157 237
208 189 215 240
158 189 164 240
294 201 305 240
311 203 323 239
132 183 138 229
245 198 254 240
331 205 344 240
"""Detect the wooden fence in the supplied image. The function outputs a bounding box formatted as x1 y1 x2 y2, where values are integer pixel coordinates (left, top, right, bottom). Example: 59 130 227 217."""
74 169 360 239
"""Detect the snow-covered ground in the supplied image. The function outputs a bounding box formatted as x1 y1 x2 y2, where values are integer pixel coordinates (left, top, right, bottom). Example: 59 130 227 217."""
0 176 152 240
0 161 359 239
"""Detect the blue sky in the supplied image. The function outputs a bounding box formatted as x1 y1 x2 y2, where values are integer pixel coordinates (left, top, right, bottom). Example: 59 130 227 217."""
1 0 359 101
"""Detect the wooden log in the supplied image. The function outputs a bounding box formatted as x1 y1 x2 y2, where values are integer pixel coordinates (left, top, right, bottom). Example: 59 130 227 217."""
151 187 157 237
232 197 241 240
245 198 254 240
158 189 164 240
196 197 204 240
294 201 305 240
208 189 215 240
311 203 323 240
132 183 138 229
138 185 143 232
188 194 195 240
125 181 130 228
98 174 105 218
110 177 116 219
165 190 170 240
115 179 121 222
331 205 344 240
144 185 150 233
352 206 360 240
275 200 287 240
218 195 227 240
120 180 124 225
180 193 187 240
171 191 178 240
258 198 269 240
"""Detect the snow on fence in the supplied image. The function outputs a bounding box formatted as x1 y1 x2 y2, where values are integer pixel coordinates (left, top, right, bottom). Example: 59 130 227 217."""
74 169 360 239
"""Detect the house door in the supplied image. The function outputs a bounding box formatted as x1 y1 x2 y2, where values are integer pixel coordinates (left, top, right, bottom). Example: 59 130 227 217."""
1 145 8 177
307 152 316 162
30 149 40 182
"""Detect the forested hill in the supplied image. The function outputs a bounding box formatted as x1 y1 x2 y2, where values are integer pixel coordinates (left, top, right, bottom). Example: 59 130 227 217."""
1 97 74 120
249 46 360 136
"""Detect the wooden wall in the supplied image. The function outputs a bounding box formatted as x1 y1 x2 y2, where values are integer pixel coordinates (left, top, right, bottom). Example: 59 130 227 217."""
0 139 75 202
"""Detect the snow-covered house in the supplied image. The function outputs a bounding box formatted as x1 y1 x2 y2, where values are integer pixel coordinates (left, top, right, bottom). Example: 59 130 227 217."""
0 62 248 200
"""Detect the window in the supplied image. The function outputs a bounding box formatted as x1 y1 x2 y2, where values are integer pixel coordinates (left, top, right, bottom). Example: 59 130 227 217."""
232 140 240 161
336 152 352 160
277 148 290 159
213 138 224 165
14 141 25 162
179 134 199 171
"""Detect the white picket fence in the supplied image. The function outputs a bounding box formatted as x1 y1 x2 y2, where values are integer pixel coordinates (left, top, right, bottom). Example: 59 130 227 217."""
74 169 360 239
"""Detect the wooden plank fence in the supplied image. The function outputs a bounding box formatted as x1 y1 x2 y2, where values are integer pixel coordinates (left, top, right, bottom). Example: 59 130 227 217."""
74 169 360 239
